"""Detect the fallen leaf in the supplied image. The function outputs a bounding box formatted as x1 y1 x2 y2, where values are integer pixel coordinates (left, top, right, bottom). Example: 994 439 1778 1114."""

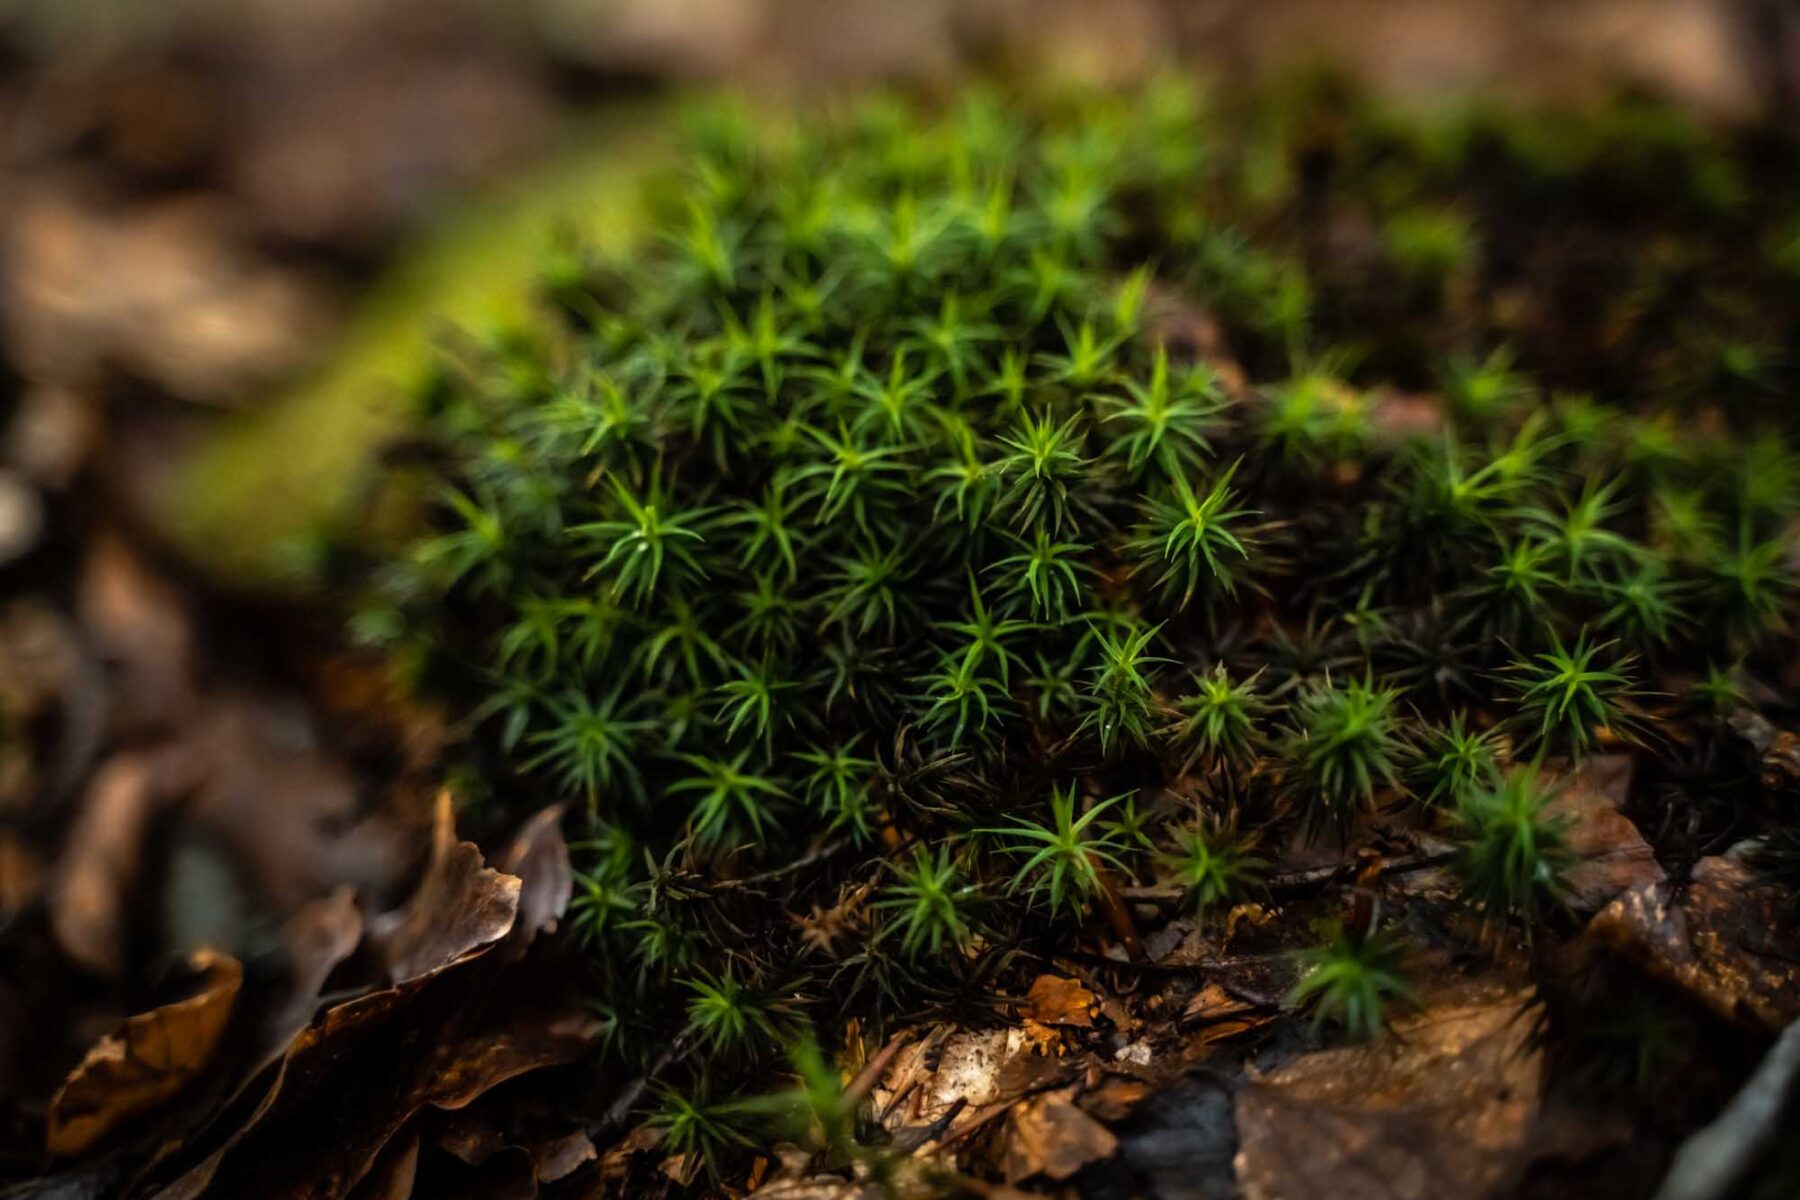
77 530 195 738
370 791 521 983
1545 755 1664 913
1235 983 1543 1200
531 1130 596 1183
257 887 364 1068
426 1004 602 1111
1079 1077 1153 1121
1181 982 1258 1025
145 803 584 1200
47 949 243 1156
49 750 186 977
1021 974 1095 1028
184 695 408 920
496 805 571 948
1000 1086 1119 1183
1590 855 1800 1032
1018 1019 1063 1055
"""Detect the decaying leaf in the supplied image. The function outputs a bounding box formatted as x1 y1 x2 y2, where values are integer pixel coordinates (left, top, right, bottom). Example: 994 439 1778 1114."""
369 791 521 983
184 695 409 920
530 1130 597 1183
1235 983 1543 1200
77 530 196 738
495 805 572 948
1021 975 1096 1028
48 752 173 977
145 800 586 1200
1545 755 1663 914
1182 982 1259 1025
1590 855 1800 1032
257 887 364 1069
1000 1086 1119 1183
47 949 243 1157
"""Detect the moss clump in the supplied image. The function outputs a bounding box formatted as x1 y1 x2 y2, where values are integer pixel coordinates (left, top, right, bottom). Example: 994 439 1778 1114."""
362 77 1800 1181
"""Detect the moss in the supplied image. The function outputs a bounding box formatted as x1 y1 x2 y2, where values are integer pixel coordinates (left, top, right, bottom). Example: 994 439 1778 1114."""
355 78 1800 1184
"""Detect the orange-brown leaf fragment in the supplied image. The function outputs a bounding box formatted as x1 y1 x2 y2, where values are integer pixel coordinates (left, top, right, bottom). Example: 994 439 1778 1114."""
47 948 243 1156
1546 755 1663 914
370 791 521 983
1001 1086 1119 1183
1235 984 1542 1200
1590 855 1800 1032
1022 974 1095 1028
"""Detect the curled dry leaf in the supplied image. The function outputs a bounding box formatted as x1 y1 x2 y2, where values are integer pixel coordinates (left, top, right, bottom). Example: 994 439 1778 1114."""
1590 855 1800 1032
1021 974 1096 1028
530 1130 597 1184
49 750 184 977
47 949 243 1157
369 791 521 983
256 886 364 1070
146 802 592 1200
496 805 572 949
1545 755 1664 914
1235 983 1544 1200
1727 709 1800 792
1000 1085 1119 1183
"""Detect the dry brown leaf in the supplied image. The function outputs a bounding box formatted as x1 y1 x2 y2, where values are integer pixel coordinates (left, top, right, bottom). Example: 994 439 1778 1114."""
184 695 408 919
1182 981 1258 1025
257 886 364 1069
1235 983 1543 1200
496 805 572 948
77 530 195 738
145 799 589 1200
1018 1019 1064 1056
1546 755 1664 913
47 949 243 1157
1590 855 1800 1032
1000 1085 1119 1183
49 750 186 977
1079 1076 1152 1121
370 791 521 983
427 1007 602 1111
1021 974 1096 1028
531 1130 597 1183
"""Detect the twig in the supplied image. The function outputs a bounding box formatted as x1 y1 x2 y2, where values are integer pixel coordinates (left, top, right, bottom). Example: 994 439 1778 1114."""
713 838 850 891
1119 850 1455 906
593 1030 691 1137
843 1031 911 1109
1653 1019 1800 1200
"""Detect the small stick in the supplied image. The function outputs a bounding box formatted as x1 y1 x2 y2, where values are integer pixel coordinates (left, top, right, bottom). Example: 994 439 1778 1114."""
843 1031 911 1109
1653 1019 1800 1200
593 1031 691 1136
1119 850 1455 906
